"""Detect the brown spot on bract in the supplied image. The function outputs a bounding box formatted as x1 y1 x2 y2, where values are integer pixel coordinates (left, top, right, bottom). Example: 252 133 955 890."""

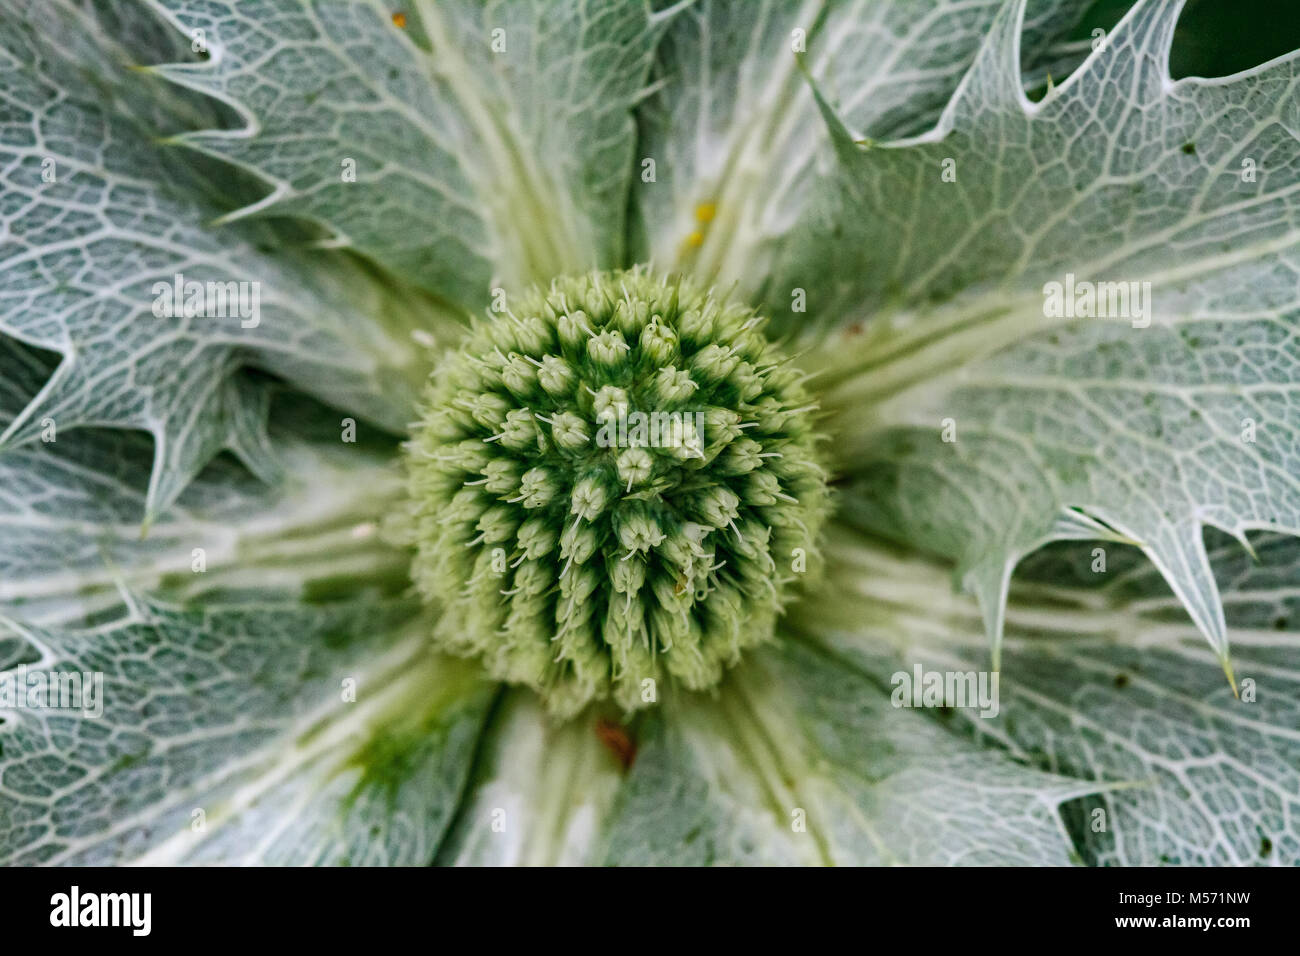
596 718 637 770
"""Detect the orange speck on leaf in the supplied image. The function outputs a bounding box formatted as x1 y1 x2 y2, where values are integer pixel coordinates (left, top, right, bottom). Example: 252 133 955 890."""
392 11 407 28
595 718 637 770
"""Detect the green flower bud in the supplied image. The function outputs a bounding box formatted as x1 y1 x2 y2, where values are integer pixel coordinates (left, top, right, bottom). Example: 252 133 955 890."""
496 408 539 451
501 353 537 395
546 410 589 449
537 355 574 396
591 385 630 423
654 367 698 404
588 328 630 365
639 317 679 365
404 267 829 717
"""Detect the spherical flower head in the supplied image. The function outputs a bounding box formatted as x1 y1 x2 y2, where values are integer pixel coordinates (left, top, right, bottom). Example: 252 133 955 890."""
403 268 829 717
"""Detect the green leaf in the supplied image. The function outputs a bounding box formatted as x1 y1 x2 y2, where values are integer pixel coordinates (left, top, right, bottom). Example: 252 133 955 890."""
0 597 494 865
634 0 1091 307
600 640 1095 865
0 396 409 628
0 0 428 518
435 641 1094 866
792 0 1300 668
803 525 1300 866
434 691 626 865
148 0 660 307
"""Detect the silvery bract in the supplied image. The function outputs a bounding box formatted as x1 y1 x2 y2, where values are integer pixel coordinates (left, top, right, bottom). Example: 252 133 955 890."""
1 0 1296 866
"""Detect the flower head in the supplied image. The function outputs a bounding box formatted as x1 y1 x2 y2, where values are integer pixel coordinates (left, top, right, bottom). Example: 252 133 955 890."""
405 269 828 715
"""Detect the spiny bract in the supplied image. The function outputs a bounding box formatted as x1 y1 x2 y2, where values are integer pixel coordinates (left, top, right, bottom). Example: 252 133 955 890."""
403 268 830 716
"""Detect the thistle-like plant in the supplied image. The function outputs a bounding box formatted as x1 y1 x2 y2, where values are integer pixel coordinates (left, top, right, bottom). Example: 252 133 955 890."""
1 0 1298 866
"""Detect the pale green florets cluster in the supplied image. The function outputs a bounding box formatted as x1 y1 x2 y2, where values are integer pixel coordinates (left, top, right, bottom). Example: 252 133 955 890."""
404 268 829 717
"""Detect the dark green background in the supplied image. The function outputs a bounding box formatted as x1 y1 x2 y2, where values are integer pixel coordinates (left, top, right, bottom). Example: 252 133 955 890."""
1083 0 1300 77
